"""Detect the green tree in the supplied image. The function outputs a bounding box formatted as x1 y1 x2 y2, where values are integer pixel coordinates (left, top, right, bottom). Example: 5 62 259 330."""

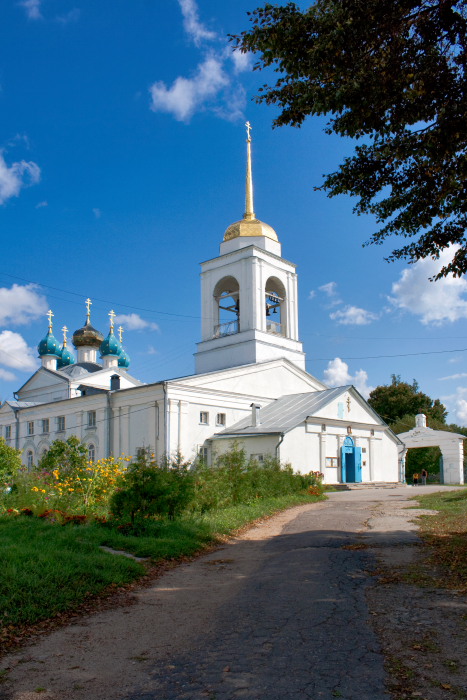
0 437 22 486
38 436 88 474
368 374 447 425
234 1 467 277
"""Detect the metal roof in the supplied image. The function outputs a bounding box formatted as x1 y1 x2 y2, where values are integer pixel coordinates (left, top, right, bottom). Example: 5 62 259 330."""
217 386 350 436
5 401 40 409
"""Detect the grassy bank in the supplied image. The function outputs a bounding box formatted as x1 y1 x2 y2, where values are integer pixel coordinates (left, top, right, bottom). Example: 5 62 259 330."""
410 488 467 590
0 492 322 637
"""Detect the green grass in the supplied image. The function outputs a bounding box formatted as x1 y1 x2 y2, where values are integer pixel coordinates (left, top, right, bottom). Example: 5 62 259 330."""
0 492 322 633
410 487 467 590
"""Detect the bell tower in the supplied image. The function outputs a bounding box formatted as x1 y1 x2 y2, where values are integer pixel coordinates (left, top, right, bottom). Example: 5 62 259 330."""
195 124 306 374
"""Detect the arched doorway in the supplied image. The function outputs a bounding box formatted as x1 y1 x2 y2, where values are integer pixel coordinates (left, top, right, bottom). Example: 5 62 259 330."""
341 436 362 483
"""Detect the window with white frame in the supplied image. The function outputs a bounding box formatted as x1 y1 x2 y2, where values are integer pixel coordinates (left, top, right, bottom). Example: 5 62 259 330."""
87 410 96 428
57 416 65 432
42 418 49 434
27 450 34 469
5 425 11 440
27 421 34 436
88 443 95 462
216 412 226 426
250 453 264 464
199 411 209 425
326 457 339 467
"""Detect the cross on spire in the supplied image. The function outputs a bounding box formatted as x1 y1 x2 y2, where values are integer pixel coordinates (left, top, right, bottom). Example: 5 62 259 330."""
85 298 92 323
118 325 124 343
245 121 252 142
62 325 68 346
109 309 116 332
46 309 54 332
244 121 255 220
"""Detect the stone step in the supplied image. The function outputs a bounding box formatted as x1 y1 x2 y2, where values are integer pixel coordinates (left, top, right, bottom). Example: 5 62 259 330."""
328 482 404 491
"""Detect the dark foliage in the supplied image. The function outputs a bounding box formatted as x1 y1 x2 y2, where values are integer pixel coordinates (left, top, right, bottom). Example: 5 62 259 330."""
233 1 467 277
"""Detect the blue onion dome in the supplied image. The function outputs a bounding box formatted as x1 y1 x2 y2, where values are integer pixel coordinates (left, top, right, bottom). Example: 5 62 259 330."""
38 331 61 358
100 331 122 357
118 348 130 369
72 319 104 349
57 344 75 369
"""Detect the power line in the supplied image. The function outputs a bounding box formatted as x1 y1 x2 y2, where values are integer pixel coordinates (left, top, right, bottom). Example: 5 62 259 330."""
310 348 467 362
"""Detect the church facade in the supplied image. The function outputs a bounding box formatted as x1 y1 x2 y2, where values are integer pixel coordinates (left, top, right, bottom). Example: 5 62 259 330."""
0 130 402 484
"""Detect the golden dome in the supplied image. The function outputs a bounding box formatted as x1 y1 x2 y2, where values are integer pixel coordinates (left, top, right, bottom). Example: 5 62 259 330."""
224 217 278 242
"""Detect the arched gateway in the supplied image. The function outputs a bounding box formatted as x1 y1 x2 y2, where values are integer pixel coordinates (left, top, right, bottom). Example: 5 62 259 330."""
398 414 465 484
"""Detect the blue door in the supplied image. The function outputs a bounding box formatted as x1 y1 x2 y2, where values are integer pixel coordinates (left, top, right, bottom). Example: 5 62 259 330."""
341 438 363 483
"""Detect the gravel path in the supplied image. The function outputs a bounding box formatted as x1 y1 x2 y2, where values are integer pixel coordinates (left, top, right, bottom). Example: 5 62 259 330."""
1 486 464 700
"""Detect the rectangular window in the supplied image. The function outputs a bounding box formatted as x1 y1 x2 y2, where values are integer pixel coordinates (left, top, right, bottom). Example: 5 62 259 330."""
5 425 11 439
87 410 96 428
326 457 339 467
199 411 209 425
216 412 226 426
250 453 264 464
57 416 65 432
42 418 49 434
27 421 34 436
198 446 209 462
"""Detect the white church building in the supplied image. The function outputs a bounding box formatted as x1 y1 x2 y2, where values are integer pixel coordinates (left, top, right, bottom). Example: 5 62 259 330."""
0 130 402 484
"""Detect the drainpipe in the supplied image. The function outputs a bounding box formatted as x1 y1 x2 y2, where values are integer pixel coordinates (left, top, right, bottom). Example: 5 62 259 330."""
14 408 20 451
275 432 284 462
163 382 169 460
106 391 113 458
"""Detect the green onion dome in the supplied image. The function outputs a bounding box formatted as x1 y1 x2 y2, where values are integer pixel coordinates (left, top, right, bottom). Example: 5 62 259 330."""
57 345 75 369
38 331 61 358
118 348 130 369
100 331 121 357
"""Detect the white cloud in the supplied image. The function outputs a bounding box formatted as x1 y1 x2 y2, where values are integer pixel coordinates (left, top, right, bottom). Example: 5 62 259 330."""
19 0 42 20
0 152 41 205
318 281 342 306
147 346 158 355
0 368 16 382
455 399 467 425
229 49 253 74
150 55 228 122
0 284 48 326
323 357 374 399
0 331 38 371
389 246 467 325
330 305 379 326
35 200 48 208
114 313 159 332
56 8 80 24
178 0 216 46
439 372 467 381
92 207 102 219
308 290 316 300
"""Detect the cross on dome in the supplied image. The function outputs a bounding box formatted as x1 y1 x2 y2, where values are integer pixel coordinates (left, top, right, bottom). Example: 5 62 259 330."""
109 309 116 332
85 298 92 322
118 325 124 343
47 309 54 331
62 326 68 346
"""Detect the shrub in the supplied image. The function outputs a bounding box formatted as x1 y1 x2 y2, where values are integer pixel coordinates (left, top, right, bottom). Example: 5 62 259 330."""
0 437 22 488
110 453 194 523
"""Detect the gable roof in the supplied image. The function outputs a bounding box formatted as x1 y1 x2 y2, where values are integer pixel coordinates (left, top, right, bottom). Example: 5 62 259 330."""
217 386 350 436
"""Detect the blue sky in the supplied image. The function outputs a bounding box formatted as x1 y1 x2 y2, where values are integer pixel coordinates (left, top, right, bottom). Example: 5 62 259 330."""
2 0 467 425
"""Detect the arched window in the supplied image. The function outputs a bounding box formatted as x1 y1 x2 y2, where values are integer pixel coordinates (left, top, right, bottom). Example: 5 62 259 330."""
88 444 95 462
27 450 34 470
265 277 287 336
213 276 240 338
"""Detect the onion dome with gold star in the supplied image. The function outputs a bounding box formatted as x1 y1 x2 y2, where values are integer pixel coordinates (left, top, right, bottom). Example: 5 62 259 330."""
100 310 122 357
72 298 104 349
117 326 130 369
57 326 75 369
223 121 278 243
37 310 61 358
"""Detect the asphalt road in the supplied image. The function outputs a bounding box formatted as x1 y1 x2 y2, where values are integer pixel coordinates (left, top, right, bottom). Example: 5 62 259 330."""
3 485 459 700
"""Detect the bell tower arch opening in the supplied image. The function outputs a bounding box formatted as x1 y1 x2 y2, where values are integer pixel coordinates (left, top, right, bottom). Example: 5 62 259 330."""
213 276 240 338
265 276 287 337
